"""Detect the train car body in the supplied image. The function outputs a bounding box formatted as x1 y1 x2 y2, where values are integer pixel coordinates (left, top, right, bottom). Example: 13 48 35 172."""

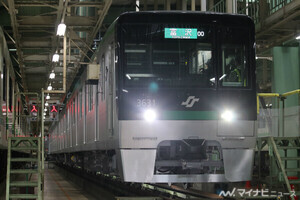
0 27 27 149
49 11 257 183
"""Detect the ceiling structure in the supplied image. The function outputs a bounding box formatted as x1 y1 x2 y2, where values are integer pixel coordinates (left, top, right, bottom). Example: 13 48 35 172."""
0 0 299 95
0 0 299 132
255 0 300 53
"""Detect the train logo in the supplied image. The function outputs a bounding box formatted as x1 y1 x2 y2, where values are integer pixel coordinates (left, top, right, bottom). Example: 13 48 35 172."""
181 96 199 108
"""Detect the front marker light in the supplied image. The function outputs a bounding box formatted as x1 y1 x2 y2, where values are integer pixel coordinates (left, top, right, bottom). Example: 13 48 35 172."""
221 110 235 122
144 109 156 122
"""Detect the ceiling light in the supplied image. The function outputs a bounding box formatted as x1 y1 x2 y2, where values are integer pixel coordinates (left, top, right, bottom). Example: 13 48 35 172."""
46 94 50 100
49 70 55 79
47 83 52 91
44 108 47 112
44 112 46 116
296 34 300 40
45 102 49 107
52 53 59 62
57 23 66 36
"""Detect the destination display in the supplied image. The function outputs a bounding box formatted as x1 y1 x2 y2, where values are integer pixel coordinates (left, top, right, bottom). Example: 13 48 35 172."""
164 28 200 39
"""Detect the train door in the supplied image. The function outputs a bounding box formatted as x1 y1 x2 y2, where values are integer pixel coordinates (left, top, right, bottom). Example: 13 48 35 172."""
107 44 114 137
67 104 70 148
83 83 86 144
98 55 105 140
95 75 99 141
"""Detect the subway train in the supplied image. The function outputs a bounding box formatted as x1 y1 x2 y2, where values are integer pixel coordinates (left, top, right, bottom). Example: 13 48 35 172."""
0 27 28 180
48 11 257 183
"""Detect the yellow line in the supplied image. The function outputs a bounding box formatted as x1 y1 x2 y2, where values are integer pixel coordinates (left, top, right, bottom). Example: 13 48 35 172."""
48 170 73 200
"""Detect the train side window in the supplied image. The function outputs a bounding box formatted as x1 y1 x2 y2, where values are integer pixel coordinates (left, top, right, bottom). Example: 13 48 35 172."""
67 105 70 130
17 101 20 124
100 55 105 101
79 89 82 119
73 98 75 124
88 85 93 111
3 62 6 102
9 77 12 111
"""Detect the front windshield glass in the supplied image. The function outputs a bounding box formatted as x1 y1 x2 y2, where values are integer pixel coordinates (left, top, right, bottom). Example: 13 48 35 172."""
220 27 249 87
122 24 214 88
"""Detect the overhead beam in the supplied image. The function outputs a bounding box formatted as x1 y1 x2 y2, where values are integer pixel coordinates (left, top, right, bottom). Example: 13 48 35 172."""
15 1 58 9
83 0 112 62
68 2 104 8
18 16 95 27
256 10 300 38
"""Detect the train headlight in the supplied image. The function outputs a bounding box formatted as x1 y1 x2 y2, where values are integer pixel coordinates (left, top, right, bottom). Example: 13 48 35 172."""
221 110 235 122
143 109 156 122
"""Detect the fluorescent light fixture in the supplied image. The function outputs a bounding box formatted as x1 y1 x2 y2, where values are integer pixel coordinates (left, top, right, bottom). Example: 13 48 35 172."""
143 109 156 122
122 89 128 93
219 74 227 81
221 110 235 122
57 23 66 36
296 34 300 40
46 94 50 100
47 83 52 91
52 53 59 62
126 74 131 80
9 49 17 51
45 102 49 107
49 70 55 79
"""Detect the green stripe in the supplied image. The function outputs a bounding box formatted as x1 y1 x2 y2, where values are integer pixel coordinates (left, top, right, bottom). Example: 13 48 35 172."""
162 111 218 120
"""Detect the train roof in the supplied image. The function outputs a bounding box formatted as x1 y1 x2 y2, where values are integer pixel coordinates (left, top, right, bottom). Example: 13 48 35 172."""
117 11 254 27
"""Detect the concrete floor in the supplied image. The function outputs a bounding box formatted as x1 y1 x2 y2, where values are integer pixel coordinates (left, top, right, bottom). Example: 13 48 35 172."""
44 167 98 200
0 166 98 200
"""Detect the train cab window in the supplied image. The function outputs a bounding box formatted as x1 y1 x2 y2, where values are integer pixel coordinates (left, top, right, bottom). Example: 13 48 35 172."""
190 50 212 75
122 23 214 88
220 27 249 87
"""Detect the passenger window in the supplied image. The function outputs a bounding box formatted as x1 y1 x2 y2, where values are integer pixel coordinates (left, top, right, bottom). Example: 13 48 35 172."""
88 85 93 111
3 62 6 102
79 89 82 119
100 55 105 101
73 98 75 124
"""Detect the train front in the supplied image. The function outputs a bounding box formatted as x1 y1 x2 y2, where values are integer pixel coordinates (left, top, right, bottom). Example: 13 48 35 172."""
116 12 256 183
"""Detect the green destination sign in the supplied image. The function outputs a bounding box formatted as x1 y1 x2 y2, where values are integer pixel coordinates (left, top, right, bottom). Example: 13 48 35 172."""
165 28 198 39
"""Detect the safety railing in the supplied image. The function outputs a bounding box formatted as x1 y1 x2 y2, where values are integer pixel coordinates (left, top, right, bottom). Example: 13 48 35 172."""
237 0 260 24
257 136 299 200
257 89 300 137
209 0 225 13
209 0 295 26
269 0 294 14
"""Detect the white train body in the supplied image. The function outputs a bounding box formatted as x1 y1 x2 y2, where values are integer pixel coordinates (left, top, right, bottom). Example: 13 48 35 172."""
49 11 257 183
